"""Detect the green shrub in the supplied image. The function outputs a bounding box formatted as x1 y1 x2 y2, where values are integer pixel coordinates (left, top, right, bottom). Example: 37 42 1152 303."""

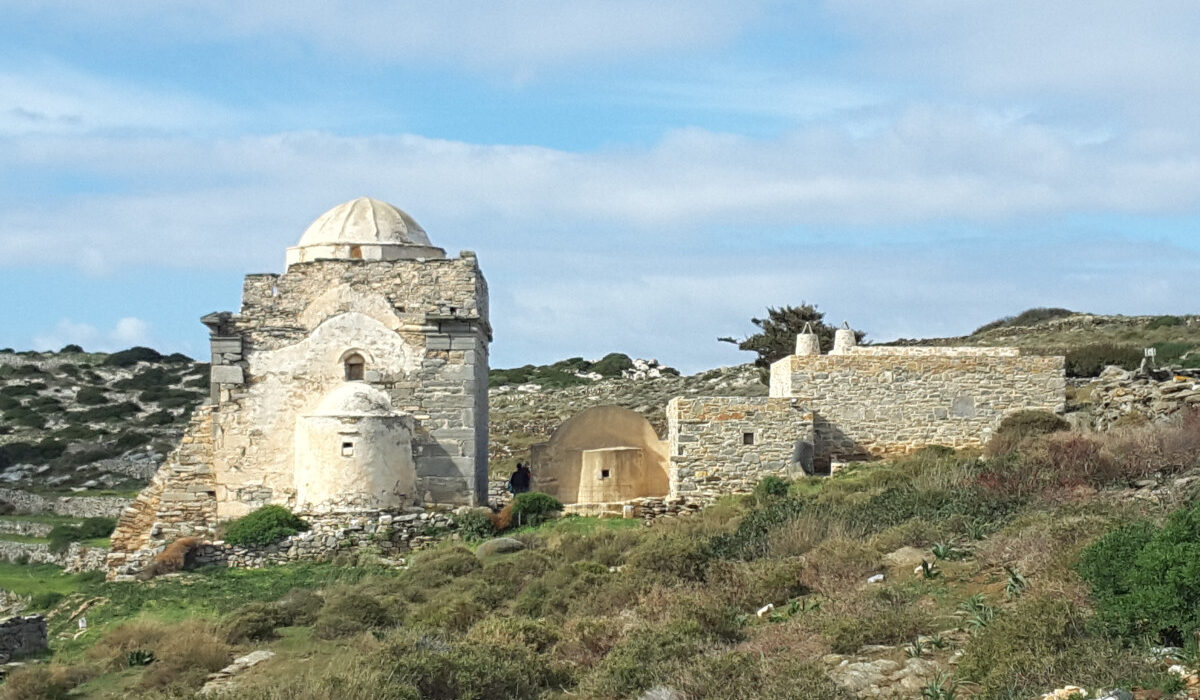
1065 343 1144 377
29 590 65 611
59 344 84 353
5 407 46 430
76 401 141 422
453 509 497 540
114 431 151 452
313 590 396 639
223 505 309 547
0 439 69 468
29 396 63 412
956 595 1162 698
75 387 109 405
224 602 286 643
973 307 1075 334
591 352 634 377
380 632 566 700
1079 503 1200 646
276 588 324 626
103 346 163 367
583 620 712 698
141 410 175 426
508 492 564 528
753 475 791 502
985 409 1069 456
0 395 19 410
1147 315 1184 329
114 367 176 391
0 382 44 397
48 517 117 553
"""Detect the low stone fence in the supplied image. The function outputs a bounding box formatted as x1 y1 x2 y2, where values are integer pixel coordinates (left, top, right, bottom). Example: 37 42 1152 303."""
0 540 108 572
563 496 704 521
487 479 513 506
110 508 459 580
0 521 52 537
1090 367 1200 430
0 488 132 518
0 615 47 662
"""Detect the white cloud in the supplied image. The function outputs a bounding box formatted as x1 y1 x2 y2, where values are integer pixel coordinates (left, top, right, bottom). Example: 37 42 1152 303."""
0 1 761 77
3 106 1200 275
0 66 233 136
31 317 152 353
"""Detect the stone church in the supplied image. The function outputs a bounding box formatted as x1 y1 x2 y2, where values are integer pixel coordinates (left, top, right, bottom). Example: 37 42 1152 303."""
109 197 490 574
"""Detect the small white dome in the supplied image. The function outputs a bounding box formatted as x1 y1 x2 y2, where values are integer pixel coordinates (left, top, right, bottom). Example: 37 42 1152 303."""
310 383 396 417
298 197 432 248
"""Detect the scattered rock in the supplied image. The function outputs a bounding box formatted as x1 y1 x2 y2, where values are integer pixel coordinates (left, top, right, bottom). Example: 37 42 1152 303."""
199 649 275 695
883 546 928 570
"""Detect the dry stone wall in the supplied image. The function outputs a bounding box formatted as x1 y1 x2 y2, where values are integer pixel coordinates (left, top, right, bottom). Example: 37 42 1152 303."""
1089 367 1200 430
0 541 107 571
769 350 1065 460
0 488 131 518
666 397 814 500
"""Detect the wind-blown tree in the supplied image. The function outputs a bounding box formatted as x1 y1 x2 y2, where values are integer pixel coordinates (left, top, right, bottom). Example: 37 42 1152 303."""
719 303 866 370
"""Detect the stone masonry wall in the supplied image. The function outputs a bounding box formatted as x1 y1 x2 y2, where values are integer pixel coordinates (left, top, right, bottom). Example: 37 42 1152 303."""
107 408 218 578
0 541 107 572
0 615 47 662
769 350 1065 460
667 397 814 501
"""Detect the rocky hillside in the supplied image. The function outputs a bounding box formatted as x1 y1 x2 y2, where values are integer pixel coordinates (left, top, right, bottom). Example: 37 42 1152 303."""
0 348 207 496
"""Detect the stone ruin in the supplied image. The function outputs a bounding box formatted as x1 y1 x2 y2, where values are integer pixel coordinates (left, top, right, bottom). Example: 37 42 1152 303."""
104 196 1068 576
108 197 490 578
540 325 1066 509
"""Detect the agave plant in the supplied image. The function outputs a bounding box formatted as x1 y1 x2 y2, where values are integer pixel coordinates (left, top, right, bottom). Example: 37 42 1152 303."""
1004 566 1029 599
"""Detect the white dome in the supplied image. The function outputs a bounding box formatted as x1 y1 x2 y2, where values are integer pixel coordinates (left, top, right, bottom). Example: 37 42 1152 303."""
310 383 396 417
298 197 432 248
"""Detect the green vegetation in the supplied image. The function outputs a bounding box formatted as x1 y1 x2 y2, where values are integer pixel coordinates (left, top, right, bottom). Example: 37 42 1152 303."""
490 352 660 388
223 505 310 547
1065 342 1145 377
102 346 164 367
74 387 109 406
972 307 1076 335
506 492 564 528
48 517 117 554
1079 502 1200 646
719 303 866 370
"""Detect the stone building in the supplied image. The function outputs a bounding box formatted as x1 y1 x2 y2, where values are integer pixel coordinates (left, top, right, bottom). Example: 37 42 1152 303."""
665 326 1065 501
530 406 670 508
109 197 490 575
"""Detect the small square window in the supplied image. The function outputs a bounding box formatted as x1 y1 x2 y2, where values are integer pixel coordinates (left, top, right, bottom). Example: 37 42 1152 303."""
743 432 755 445
341 442 354 457
600 469 611 479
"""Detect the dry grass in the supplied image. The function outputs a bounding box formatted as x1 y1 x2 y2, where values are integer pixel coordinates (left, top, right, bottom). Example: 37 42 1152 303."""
86 617 231 691
0 664 94 700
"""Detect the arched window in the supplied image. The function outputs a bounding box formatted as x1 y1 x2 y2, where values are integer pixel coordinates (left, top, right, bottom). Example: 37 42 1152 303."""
344 353 365 381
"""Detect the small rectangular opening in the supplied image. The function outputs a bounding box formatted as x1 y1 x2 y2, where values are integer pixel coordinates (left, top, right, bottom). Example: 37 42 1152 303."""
742 432 755 445
341 442 354 457
600 469 610 479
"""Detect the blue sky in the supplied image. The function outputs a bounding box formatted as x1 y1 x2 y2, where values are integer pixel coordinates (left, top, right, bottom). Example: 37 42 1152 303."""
2 2 1198 373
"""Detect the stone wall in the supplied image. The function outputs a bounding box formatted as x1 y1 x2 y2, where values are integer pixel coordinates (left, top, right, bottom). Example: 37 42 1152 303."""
768 349 1065 461
0 488 131 518
666 397 814 500
1089 367 1200 430
0 521 51 537
0 615 47 662
108 508 456 580
107 408 218 578
0 541 108 572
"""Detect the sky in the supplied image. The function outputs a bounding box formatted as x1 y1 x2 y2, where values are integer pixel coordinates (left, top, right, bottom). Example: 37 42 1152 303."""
2 1 1198 373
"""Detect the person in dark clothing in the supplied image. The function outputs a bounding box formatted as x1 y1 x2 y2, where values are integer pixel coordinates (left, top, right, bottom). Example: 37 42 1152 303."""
508 462 532 494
